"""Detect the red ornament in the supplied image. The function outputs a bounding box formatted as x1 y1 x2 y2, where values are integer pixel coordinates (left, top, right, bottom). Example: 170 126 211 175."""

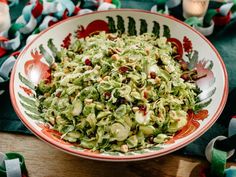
31 0 43 18
0 47 7 57
213 12 231 26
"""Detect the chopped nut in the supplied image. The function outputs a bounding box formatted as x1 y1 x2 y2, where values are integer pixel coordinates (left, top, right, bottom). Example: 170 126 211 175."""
172 46 178 54
85 66 93 70
94 65 101 70
55 116 61 123
63 57 69 62
155 77 161 85
155 52 159 60
107 33 117 40
120 144 129 153
84 98 93 104
70 96 75 102
108 47 120 56
145 47 150 56
63 68 70 73
132 107 139 112
44 93 50 97
49 117 55 125
103 76 110 81
111 54 119 60
51 63 58 70
97 77 103 82
115 48 122 53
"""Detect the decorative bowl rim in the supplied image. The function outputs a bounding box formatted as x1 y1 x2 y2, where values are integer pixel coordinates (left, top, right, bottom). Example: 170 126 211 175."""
10 9 228 161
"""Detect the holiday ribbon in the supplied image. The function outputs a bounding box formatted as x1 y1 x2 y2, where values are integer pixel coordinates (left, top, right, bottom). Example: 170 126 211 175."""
5 159 21 177
183 1 236 36
203 116 236 177
0 0 120 95
8 0 19 7
0 0 120 56
0 152 28 177
211 148 227 177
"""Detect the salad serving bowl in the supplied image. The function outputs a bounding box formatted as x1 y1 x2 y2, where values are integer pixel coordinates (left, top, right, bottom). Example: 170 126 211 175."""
10 9 228 161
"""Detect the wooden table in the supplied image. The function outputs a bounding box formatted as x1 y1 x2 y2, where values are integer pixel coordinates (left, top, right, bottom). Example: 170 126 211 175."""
0 132 235 177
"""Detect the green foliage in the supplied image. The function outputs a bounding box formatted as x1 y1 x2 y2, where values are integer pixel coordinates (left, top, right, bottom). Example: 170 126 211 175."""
152 21 160 37
140 19 148 35
117 15 125 34
18 93 36 107
25 111 42 120
187 50 198 70
39 44 54 66
18 73 35 90
107 16 117 33
47 39 61 62
20 101 39 115
128 17 137 36
194 99 212 112
163 25 170 38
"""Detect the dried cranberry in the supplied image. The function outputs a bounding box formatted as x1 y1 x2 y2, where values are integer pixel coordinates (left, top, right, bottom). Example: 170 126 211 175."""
119 66 129 74
148 136 154 144
116 97 127 105
122 78 131 84
143 91 148 99
56 91 61 97
139 105 147 112
85 59 92 66
139 105 147 116
104 92 111 100
150 72 156 79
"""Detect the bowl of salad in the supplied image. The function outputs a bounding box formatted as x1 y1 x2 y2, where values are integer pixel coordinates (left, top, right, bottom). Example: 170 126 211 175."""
10 9 228 161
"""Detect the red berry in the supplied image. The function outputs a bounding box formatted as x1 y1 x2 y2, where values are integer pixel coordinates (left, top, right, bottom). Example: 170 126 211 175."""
104 92 111 100
143 91 148 99
56 91 61 97
139 105 147 112
119 66 129 74
85 59 92 66
150 72 156 79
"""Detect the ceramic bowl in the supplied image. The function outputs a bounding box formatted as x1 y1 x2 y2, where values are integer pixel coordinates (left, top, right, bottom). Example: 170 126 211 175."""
10 9 228 161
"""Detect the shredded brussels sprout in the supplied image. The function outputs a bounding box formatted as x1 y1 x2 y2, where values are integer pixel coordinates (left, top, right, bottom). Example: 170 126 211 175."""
37 32 198 152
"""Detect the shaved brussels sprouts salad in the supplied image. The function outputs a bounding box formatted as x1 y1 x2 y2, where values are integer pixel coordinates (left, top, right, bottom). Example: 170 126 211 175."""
37 32 200 152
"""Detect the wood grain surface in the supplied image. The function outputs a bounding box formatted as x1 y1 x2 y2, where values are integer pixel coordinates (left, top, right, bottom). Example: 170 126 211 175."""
0 132 235 177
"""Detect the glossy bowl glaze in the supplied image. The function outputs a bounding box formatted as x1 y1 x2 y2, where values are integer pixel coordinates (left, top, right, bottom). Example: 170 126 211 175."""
10 9 228 161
